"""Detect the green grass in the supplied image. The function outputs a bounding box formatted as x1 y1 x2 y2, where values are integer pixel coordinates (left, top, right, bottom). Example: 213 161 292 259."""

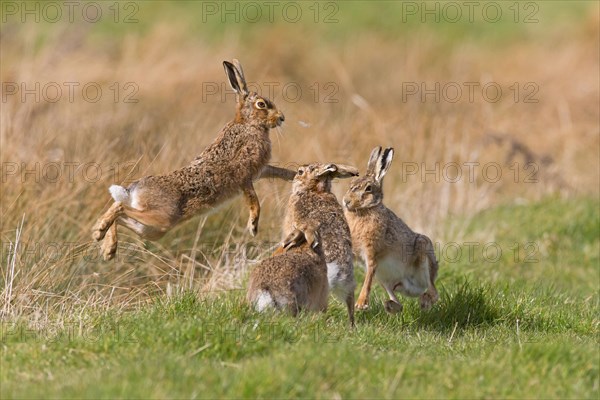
1 1 594 45
1 197 598 398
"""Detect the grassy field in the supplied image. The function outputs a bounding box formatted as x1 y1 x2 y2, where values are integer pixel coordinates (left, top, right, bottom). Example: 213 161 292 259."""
1 1 599 398
2 197 598 398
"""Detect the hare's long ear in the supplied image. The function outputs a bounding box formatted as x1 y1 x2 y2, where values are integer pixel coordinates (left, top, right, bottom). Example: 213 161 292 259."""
301 222 321 250
223 60 248 99
282 229 306 251
232 59 246 83
316 164 338 177
366 147 382 175
375 148 394 183
304 229 319 250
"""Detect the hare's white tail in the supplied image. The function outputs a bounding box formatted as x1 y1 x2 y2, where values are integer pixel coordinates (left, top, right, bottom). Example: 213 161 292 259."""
109 185 129 203
255 290 275 311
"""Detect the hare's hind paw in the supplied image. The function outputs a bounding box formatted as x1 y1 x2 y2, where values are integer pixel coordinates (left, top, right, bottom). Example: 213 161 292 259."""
92 222 109 241
92 202 123 241
101 224 118 261
384 300 403 314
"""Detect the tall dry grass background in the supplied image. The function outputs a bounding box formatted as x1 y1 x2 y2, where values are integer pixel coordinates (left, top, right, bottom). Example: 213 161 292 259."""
1 2 598 324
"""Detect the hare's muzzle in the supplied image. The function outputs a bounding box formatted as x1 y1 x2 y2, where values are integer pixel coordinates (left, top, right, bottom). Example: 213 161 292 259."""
277 113 285 126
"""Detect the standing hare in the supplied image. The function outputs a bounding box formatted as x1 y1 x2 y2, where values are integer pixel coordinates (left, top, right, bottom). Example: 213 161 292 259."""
92 59 288 260
283 163 359 326
343 147 439 313
247 228 328 315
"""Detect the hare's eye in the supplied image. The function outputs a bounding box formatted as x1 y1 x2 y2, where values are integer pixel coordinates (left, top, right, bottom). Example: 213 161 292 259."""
298 169 304 176
256 100 267 109
365 185 372 192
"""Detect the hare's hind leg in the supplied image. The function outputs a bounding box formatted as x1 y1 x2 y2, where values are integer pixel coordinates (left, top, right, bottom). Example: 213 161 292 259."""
100 222 118 261
345 291 355 327
418 238 439 310
117 205 173 240
419 265 439 310
92 202 124 241
355 253 378 310
242 183 260 236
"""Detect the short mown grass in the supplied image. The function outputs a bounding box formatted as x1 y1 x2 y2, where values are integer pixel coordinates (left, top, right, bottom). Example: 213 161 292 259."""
1 197 598 398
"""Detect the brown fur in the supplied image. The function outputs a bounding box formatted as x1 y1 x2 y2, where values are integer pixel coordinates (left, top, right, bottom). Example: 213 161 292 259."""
282 163 359 326
247 229 328 315
92 60 285 260
343 147 439 313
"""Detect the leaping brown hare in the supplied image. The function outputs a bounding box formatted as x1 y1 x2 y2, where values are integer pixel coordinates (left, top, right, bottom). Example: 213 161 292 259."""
343 147 439 313
283 163 359 326
92 59 292 260
247 227 328 316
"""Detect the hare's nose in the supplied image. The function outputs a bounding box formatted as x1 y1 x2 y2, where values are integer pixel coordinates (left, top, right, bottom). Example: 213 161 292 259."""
278 113 285 123
343 199 350 208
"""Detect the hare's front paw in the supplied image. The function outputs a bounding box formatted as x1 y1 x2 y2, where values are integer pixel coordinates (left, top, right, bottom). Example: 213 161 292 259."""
247 217 258 237
384 300 403 314
355 297 370 311
419 290 439 310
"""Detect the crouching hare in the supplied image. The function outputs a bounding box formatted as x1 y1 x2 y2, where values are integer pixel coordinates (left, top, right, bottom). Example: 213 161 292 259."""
92 59 288 260
283 163 359 326
343 147 439 313
247 228 328 315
